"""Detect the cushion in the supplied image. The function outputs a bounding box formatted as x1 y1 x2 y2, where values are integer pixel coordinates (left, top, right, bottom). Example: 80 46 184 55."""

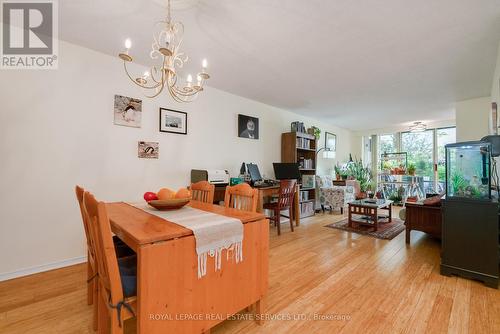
423 195 442 207
316 175 334 188
113 236 135 258
118 255 137 298
399 208 406 221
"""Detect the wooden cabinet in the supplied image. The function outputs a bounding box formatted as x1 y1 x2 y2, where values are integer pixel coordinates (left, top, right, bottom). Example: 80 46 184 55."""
441 199 499 288
281 131 317 218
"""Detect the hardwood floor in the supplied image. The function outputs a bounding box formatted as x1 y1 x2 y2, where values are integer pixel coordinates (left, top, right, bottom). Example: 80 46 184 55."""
1 210 499 333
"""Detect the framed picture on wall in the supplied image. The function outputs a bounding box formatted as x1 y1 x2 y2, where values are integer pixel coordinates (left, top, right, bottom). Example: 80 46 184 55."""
114 94 142 128
159 108 187 135
138 141 159 159
238 114 259 139
325 132 336 151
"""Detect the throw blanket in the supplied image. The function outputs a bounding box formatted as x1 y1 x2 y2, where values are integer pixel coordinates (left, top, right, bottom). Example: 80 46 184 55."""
129 203 243 278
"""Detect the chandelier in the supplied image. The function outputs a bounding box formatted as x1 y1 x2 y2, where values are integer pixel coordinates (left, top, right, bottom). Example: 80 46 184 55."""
118 0 209 102
409 121 426 133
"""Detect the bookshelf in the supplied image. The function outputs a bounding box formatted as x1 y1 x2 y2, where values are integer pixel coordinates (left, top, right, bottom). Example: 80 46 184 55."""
281 131 317 218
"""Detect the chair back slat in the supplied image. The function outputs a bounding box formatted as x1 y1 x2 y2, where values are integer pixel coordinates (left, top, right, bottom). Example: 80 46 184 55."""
190 181 215 204
83 192 124 304
224 183 258 212
76 186 97 262
277 179 297 209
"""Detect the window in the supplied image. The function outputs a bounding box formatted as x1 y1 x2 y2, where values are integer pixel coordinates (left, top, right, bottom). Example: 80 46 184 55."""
401 130 434 179
374 127 456 194
379 134 396 154
436 127 456 183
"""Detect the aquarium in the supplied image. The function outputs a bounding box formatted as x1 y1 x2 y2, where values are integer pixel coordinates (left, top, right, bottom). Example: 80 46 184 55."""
445 141 491 200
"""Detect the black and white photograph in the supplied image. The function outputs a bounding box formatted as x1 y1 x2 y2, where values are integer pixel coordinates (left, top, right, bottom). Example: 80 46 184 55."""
138 141 159 159
238 114 259 139
113 94 142 128
159 108 187 135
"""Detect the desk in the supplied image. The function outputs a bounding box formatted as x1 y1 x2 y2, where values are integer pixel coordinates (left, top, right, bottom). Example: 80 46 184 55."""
107 201 269 333
255 184 300 226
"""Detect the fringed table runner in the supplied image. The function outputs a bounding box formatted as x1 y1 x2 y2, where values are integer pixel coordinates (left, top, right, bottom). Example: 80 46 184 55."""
128 203 243 278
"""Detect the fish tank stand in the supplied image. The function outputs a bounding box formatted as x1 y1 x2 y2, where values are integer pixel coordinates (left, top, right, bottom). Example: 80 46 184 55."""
441 141 499 288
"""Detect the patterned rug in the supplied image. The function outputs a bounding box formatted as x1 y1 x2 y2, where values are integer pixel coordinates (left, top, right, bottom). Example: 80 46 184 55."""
324 217 405 240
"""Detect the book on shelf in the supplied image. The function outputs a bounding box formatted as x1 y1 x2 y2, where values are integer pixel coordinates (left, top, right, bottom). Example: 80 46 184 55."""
291 121 306 133
296 137 311 149
300 191 309 201
301 202 314 216
298 157 314 169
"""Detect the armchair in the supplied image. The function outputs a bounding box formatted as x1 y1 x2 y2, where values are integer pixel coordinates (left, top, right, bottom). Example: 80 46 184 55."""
315 175 356 214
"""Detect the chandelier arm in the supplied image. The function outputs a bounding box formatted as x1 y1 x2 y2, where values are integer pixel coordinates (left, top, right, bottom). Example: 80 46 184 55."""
143 70 167 98
149 64 164 84
123 62 162 90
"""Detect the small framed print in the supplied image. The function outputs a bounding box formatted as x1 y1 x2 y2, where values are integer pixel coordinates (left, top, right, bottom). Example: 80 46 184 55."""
325 132 336 152
238 114 259 139
159 108 187 135
138 141 159 159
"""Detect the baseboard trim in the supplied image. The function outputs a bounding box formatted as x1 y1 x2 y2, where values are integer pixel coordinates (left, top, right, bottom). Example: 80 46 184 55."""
0 256 87 282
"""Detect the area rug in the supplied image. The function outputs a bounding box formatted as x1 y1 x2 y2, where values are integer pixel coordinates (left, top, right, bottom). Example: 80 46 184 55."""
324 217 405 240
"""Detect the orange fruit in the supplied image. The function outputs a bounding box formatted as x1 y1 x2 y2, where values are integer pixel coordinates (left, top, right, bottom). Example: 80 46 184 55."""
175 188 191 199
157 188 176 200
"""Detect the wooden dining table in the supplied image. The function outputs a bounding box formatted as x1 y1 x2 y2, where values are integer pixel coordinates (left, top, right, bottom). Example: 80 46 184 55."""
106 200 269 334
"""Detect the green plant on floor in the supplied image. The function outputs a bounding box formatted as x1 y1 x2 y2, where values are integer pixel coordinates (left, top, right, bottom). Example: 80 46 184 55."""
346 158 372 192
388 186 405 203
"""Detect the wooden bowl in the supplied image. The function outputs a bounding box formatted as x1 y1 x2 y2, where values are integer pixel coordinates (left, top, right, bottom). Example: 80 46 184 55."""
147 198 191 211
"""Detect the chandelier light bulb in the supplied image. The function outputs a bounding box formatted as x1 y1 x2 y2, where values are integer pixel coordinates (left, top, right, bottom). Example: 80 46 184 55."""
197 75 202 83
125 38 132 50
187 74 193 83
143 71 150 78
202 58 207 69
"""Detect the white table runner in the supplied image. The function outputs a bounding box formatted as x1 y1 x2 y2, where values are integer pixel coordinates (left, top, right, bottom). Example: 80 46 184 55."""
129 203 243 278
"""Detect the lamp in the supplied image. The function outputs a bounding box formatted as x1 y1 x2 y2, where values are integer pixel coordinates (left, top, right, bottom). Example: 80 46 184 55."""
316 148 336 159
317 131 336 159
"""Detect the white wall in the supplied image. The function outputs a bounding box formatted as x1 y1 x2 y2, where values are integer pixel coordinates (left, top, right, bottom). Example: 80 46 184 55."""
492 42 500 105
455 96 491 142
0 41 354 279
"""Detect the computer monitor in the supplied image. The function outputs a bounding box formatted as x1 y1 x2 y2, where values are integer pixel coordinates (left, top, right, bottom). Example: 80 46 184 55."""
273 163 301 180
246 163 262 183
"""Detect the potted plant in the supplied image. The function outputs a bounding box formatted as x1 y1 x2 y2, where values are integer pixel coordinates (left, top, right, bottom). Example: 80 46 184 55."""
307 126 321 140
346 158 372 198
407 163 416 176
334 164 342 180
366 180 377 198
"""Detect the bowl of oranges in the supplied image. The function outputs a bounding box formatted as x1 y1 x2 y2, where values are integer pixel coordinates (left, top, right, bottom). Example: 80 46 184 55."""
144 187 191 211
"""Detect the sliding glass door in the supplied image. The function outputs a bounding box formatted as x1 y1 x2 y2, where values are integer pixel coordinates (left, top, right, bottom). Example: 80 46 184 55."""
436 127 456 190
377 127 456 194
401 130 434 179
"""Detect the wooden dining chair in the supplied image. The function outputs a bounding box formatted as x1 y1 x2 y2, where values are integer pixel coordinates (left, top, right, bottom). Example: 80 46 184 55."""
190 181 215 204
263 179 297 235
75 185 100 330
83 192 137 334
76 186 135 331
224 183 258 212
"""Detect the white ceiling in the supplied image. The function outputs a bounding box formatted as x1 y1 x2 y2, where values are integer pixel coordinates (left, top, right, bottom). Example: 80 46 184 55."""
59 0 500 131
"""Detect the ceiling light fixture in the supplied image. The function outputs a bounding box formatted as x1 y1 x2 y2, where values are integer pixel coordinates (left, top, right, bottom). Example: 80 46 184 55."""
118 0 209 102
409 121 426 133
